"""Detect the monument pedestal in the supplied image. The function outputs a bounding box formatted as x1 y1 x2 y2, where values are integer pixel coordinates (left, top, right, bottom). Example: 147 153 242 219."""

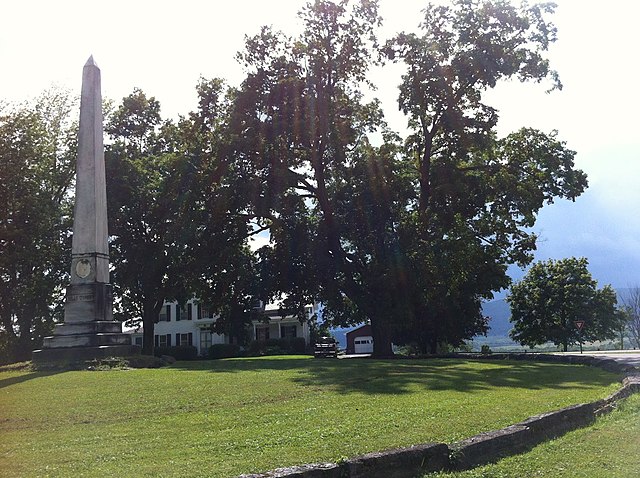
32 344 140 363
33 283 139 364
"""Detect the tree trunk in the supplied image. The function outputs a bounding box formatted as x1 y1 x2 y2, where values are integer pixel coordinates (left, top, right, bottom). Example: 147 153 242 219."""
418 136 433 214
15 304 35 362
562 341 568 352
142 317 155 355
141 300 161 355
428 336 438 355
370 319 394 358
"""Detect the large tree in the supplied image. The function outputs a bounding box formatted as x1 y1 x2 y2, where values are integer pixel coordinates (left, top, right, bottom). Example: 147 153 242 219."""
232 0 401 353
105 88 205 354
176 78 261 346
382 0 588 353
233 0 589 357
0 90 77 362
106 82 254 354
508 257 622 352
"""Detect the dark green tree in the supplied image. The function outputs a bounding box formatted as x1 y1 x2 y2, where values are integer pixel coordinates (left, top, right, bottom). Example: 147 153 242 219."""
508 257 622 351
383 0 588 353
105 88 210 354
106 82 255 354
233 0 588 356
233 0 401 354
0 90 77 362
179 78 260 346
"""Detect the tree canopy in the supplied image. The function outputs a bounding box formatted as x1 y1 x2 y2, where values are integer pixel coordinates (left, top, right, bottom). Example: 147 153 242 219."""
105 81 255 354
508 257 623 351
229 0 587 356
0 90 77 362
1 0 599 362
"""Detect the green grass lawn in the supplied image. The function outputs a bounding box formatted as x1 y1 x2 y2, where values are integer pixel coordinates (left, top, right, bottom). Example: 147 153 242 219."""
0 356 623 478
426 393 640 478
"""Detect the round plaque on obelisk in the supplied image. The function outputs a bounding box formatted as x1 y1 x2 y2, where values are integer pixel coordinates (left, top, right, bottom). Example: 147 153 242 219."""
75 259 92 278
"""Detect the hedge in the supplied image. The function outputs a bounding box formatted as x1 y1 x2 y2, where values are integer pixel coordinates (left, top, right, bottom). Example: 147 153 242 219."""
154 345 198 361
209 343 242 359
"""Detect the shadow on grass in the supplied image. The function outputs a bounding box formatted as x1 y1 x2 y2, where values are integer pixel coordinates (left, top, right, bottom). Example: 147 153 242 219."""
0 371 61 390
168 357 618 395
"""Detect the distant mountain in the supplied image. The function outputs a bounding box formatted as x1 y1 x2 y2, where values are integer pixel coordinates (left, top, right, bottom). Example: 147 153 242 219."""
329 302 514 348
482 299 512 337
329 327 352 349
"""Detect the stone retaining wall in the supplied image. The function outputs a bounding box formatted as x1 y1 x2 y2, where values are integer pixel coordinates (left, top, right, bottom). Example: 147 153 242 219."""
238 354 640 478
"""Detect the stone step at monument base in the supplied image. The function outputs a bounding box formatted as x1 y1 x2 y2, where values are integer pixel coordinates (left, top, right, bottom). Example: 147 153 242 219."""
32 344 141 364
43 332 132 348
52 321 123 336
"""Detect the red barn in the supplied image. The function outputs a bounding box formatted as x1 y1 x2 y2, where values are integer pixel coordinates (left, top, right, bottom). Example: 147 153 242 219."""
346 324 373 354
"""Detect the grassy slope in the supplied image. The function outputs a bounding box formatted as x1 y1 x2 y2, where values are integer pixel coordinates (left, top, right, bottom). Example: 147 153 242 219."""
0 357 622 478
427 394 640 478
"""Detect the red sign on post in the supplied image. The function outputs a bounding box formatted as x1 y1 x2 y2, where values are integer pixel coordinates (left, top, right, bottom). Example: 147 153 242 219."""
574 320 585 331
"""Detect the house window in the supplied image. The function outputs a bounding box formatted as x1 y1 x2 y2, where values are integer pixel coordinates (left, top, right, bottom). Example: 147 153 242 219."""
177 303 189 321
134 336 143 346
200 330 212 351
198 304 211 319
280 325 297 339
256 326 269 342
156 334 168 348
176 332 193 347
158 304 171 322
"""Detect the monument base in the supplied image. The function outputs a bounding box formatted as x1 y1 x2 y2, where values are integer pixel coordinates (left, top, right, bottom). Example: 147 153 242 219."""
32 344 141 364
33 314 140 365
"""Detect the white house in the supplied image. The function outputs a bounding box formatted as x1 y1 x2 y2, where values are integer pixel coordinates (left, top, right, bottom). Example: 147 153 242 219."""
131 300 317 356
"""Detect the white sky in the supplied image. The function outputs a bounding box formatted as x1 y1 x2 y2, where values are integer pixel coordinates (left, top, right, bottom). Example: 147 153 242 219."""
2 0 639 287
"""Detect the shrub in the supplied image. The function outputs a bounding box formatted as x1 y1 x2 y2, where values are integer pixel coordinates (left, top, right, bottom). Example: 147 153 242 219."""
481 344 492 355
154 345 198 361
246 340 264 356
266 345 286 355
87 355 168 369
209 343 241 359
125 355 167 368
247 337 309 356
287 337 307 354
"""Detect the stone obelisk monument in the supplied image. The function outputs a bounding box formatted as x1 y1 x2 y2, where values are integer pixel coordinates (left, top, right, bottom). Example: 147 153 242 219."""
33 57 139 363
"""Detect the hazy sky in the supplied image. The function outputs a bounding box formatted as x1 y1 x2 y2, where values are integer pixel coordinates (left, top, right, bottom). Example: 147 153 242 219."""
2 0 639 288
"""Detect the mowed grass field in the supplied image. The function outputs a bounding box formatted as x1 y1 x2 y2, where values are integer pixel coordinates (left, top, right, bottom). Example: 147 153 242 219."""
427 393 640 478
0 356 623 478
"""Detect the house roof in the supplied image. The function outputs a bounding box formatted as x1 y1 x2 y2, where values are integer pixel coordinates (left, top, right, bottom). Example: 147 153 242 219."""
345 324 371 338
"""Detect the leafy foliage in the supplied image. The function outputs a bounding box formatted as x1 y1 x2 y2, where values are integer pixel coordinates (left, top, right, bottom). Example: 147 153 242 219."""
380 0 587 353
0 0 596 363
508 258 623 351
208 343 242 359
0 90 77 362
153 345 198 361
232 0 587 356
105 88 195 354
232 0 392 352
105 82 253 354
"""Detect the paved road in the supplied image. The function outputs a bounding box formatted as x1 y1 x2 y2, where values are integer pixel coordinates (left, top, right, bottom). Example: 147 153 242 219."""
560 351 640 368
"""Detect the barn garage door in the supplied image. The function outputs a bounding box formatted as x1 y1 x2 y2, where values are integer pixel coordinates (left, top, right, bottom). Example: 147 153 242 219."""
354 336 373 354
